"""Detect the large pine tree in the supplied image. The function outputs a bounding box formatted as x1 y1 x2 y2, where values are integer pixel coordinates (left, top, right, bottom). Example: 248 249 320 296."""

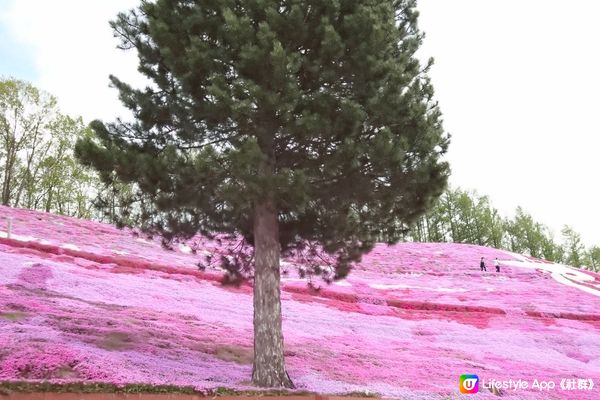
76 0 449 388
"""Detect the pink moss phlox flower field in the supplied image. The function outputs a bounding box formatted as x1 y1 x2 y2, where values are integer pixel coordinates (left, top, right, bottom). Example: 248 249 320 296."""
1 206 600 399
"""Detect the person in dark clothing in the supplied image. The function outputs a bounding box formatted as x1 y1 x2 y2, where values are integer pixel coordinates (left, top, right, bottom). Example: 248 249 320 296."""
480 257 487 271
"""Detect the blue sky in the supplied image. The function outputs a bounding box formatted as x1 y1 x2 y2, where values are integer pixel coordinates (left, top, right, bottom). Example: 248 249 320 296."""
0 11 37 81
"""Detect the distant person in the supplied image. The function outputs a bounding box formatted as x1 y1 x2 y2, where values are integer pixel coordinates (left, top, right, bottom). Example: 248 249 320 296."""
480 257 486 271
495 258 500 273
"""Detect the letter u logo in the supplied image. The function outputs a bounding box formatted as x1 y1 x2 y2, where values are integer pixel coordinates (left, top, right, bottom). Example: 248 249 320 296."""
460 374 479 394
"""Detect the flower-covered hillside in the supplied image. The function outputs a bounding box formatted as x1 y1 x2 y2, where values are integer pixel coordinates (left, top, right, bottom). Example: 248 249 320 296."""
1 205 599 399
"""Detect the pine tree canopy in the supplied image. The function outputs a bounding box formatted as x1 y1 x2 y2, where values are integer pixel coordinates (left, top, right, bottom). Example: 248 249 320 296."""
76 0 450 279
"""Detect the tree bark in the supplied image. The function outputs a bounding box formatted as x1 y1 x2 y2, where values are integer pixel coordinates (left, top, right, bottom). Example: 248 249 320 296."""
2 151 15 206
45 187 54 213
251 199 293 388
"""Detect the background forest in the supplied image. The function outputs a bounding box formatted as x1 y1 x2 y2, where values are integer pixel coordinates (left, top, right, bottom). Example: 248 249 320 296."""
2 78 598 271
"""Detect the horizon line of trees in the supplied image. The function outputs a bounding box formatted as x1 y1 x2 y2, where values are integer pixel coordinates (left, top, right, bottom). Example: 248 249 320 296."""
2 78 598 272
0 77 129 222
406 187 600 272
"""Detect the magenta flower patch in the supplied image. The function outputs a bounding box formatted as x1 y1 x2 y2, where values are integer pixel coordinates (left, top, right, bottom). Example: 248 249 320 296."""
1 205 600 399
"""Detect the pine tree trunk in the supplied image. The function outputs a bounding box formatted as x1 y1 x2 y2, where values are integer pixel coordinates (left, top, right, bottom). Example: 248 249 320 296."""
251 199 293 388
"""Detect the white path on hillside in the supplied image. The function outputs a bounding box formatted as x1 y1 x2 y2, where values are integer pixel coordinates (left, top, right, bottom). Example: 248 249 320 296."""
0 230 37 242
502 251 600 297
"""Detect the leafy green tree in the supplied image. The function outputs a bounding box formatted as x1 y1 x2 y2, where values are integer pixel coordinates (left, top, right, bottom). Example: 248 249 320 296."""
455 191 473 243
562 225 586 267
587 246 600 272
0 78 104 218
75 0 449 387
92 180 137 224
463 192 498 246
34 116 101 217
0 79 57 205
503 207 548 257
504 212 524 254
410 187 503 246
411 217 427 242
409 187 598 270
439 189 496 245
540 233 564 263
481 204 504 249
422 202 447 242
410 188 457 242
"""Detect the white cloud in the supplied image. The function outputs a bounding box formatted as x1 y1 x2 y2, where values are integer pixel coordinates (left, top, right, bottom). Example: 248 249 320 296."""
2 0 599 246
3 0 144 121
418 0 600 246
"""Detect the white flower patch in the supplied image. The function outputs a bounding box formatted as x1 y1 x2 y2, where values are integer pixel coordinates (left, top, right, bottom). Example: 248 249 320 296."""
502 251 600 297
178 243 192 254
334 281 352 287
435 287 468 293
370 283 410 290
281 278 307 282
0 231 37 242
369 283 467 292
